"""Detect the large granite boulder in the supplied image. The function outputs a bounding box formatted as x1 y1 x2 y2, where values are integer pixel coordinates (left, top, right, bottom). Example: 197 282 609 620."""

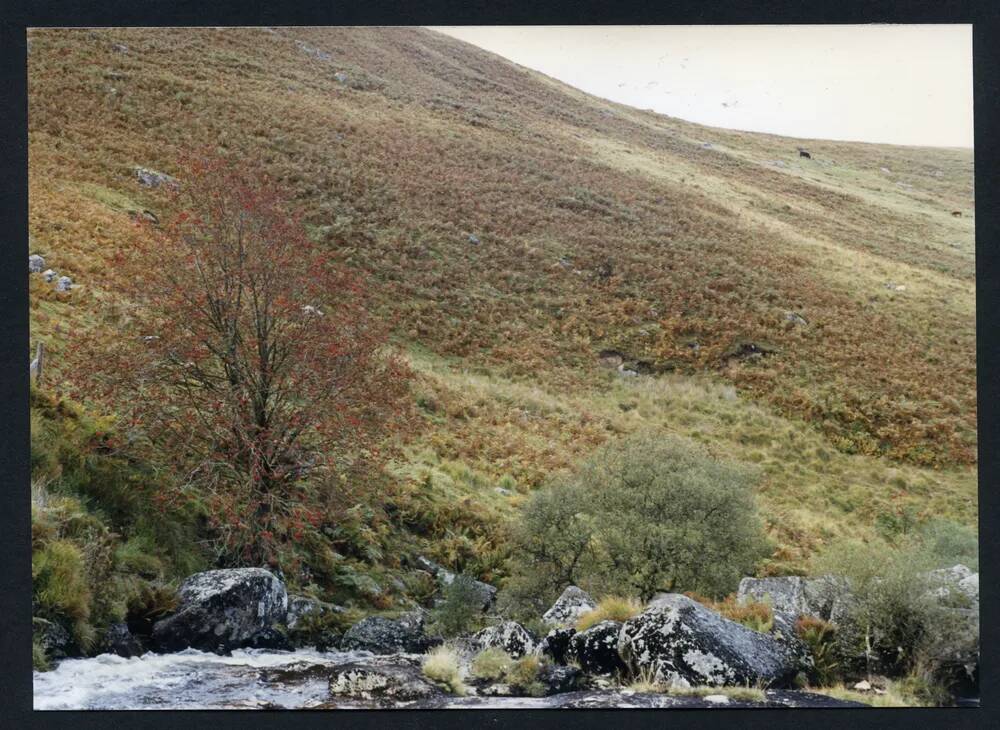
542 586 597 628
101 622 144 658
29 254 45 273
618 594 806 688
737 575 849 629
472 621 537 659
151 568 288 654
340 611 437 655
537 664 586 695
569 620 626 675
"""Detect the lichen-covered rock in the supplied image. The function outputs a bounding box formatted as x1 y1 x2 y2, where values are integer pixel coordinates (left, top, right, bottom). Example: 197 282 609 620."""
537 664 585 695
472 621 537 659
151 568 288 654
738 575 849 629
55 276 73 292
33 617 78 661
328 658 443 704
542 586 597 628
285 594 343 629
538 627 576 664
42 268 57 283
245 626 292 651
101 622 144 658
340 611 436 655
29 254 45 273
618 594 805 688
569 621 626 675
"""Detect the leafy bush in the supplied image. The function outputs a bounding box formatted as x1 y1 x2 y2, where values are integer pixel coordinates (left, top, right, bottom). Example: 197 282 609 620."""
422 644 467 695
575 596 642 632
427 574 488 638
916 519 978 571
470 647 515 680
814 539 971 684
503 431 772 616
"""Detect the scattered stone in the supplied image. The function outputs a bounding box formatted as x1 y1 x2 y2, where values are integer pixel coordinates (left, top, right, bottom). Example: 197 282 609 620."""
29 254 44 273
334 71 349 84
341 612 437 655
853 679 872 692
467 233 480 245
884 282 906 292
542 586 597 629
301 304 324 317
701 142 713 149
55 276 73 292
618 594 806 688
472 621 537 659
151 568 288 654
42 269 57 283
880 167 891 173
569 620 627 675
784 311 808 327
112 43 129 54
101 622 144 658
494 487 513 497
296 41 332 62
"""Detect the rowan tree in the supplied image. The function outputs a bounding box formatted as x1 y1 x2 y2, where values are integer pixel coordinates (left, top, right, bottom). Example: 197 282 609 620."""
71 152 410 566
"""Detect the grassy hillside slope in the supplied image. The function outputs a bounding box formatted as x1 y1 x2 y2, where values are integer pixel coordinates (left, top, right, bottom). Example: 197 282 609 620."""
27 26 976 575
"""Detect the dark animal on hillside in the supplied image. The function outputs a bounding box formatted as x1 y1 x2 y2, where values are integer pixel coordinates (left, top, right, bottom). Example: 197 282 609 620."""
798 149 811 159
951 211 962 218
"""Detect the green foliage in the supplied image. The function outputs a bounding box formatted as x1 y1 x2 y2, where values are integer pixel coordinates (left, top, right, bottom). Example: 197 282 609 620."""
505 654 546 697
796 616 840 685
503 431 772 616
427 574 487 638
33 640 51 672
470 647 514 680
32 539 91 627
575 596 642 632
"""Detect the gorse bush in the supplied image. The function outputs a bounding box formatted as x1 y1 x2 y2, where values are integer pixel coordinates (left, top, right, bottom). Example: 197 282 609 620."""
502 431 772 616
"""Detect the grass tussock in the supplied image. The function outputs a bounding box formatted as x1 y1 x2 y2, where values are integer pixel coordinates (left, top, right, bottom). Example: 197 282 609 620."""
470 647 514 681
421 644 467 696
575 596 643 632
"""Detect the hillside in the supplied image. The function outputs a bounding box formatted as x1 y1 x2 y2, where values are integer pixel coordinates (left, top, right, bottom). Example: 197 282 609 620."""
27 25 976 578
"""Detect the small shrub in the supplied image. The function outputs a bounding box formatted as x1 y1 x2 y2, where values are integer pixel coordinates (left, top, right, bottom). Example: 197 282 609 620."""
506 654 545 697
33 640 51 672
427 574 487 637
916 519 978 571
470 647 514 680
422 644 467 695
575 596 642 632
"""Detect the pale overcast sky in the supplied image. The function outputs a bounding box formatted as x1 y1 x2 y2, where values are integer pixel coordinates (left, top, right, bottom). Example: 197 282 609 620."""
429 25 973 148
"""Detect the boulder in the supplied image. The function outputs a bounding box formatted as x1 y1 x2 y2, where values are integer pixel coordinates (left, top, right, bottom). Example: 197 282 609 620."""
784 311 808 327
245 626 293 651
134 166 177 189
42 269 57 283
285 594 343 629
101 622 144 658
472 621 537 659
340 611 436 655
29 254 45 273
538 627 576 664
55 276 73 292
537 664 585 696
737 575 848 629
570 620 626 675
33 617 78 660
618 594 805 688
328 658 443 704
542 586 597 628
151 568 288 654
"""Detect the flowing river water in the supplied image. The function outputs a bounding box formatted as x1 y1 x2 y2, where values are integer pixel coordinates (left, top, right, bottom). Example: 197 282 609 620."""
33 647 870 710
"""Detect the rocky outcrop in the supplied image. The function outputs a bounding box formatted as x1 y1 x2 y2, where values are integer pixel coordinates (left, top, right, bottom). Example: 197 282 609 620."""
538 627 576 664
33 617 79 661
151 568 288 654
340 611 437 655
472 621 537 659
737 575 849 629
618 594 806 688
542 586 596 628
537 664 585 695
569 621 626 675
